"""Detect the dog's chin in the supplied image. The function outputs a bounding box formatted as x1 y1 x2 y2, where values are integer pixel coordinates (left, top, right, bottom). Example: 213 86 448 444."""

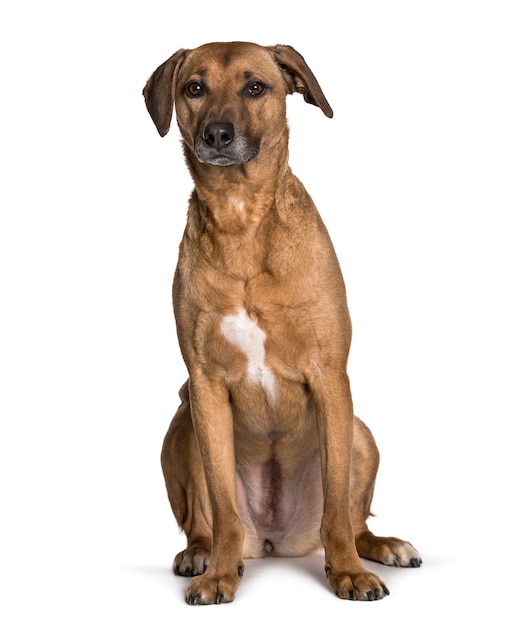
199 154 257 167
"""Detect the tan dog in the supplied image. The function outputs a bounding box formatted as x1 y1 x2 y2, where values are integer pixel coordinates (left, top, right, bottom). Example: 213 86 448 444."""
143 41 421 605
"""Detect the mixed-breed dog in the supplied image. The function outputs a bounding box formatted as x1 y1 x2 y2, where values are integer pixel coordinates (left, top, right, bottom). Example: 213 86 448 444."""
143 41 421 605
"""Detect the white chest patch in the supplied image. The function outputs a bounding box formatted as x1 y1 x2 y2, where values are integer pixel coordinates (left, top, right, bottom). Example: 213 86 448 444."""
220 308 276 399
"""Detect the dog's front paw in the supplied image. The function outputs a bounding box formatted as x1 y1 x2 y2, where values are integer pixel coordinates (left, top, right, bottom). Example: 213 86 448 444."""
185 564 245 605
173 545 211 577
326 566 389 601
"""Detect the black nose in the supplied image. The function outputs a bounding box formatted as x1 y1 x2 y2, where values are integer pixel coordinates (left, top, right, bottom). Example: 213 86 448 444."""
203 122 234 149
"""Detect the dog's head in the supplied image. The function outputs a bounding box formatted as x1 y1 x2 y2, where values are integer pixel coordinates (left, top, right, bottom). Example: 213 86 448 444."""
143 42 333 167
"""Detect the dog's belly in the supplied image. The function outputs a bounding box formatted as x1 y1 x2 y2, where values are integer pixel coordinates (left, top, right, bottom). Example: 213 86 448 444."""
236 451 323 559
228 368 323 558
231 379 324 559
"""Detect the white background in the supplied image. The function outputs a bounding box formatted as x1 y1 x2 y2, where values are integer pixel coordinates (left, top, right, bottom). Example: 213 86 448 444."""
1 1 508 623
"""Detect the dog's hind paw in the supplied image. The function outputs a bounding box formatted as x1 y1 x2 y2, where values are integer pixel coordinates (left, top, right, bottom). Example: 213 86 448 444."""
173 545 211 576
356 531 422 568
383 540 422 567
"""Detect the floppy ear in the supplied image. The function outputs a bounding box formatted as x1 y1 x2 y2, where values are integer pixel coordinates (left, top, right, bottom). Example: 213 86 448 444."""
268 45 333 118
143 49 189 137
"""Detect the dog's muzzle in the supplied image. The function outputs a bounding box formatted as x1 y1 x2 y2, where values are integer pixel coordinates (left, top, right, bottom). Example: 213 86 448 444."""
194 122 259 166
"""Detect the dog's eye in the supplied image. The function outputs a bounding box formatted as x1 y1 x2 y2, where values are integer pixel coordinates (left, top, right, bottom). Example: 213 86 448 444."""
246 81 266 97
185 81 204 97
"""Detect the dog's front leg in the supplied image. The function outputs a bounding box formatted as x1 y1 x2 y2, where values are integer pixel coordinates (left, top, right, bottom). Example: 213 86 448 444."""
313 368 389 601
184 372 245 605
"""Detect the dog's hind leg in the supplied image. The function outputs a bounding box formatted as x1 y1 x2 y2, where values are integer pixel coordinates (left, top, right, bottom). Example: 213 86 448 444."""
351 417 422 569
161 381 213 576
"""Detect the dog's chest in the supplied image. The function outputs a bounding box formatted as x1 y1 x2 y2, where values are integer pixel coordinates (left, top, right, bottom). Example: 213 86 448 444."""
220 308 277 399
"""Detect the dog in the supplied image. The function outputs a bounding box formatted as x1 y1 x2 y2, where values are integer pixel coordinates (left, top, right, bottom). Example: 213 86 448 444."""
143 41 421 605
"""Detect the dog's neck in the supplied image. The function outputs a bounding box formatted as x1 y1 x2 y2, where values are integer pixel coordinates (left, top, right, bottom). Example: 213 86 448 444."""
183 140 290 234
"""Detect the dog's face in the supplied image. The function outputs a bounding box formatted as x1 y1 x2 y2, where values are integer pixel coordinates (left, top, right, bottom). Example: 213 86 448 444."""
144 42 333 167
175 43 289 166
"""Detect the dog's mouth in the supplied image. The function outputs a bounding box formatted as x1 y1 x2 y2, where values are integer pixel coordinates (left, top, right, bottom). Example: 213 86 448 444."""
194 135 259 167
197 151 259 167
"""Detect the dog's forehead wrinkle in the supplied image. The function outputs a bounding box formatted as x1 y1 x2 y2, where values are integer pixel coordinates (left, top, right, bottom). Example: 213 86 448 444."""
183 45 279 86
187 68 273 90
